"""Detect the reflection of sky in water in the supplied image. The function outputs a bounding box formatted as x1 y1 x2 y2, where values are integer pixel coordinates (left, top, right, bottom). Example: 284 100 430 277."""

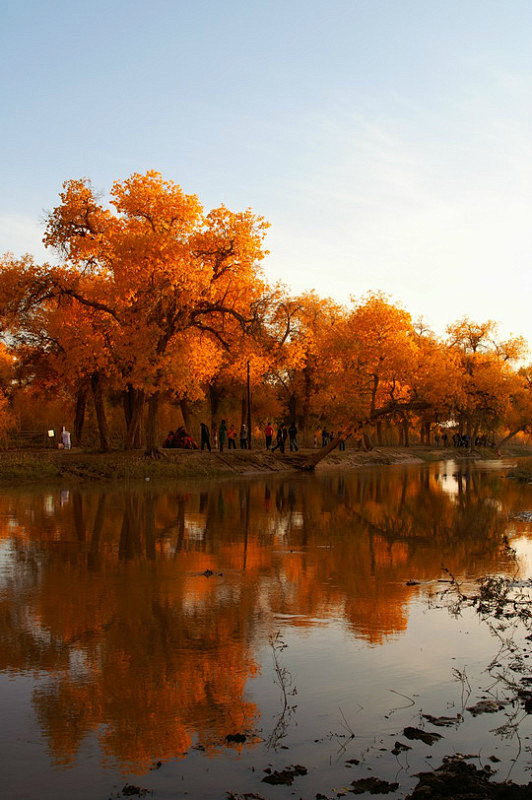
509 535 532 576
0 538 14 588
434 460 460 498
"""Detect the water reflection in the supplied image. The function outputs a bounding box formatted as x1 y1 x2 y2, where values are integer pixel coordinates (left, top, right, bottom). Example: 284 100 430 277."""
0 461 529 774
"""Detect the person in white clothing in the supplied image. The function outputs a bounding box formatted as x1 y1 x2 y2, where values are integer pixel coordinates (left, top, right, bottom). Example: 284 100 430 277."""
61 427 71 450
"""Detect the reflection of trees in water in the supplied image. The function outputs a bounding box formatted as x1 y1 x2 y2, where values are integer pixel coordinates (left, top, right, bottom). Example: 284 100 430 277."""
0 465 527 770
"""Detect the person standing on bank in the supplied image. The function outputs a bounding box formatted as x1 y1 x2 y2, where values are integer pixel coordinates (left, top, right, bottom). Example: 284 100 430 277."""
264 421 274 450
200 422 211 452
218 419 227 452
272 424 288 454
228 424 237 449
240 423 248 449
288 422 298 451
61 426 71 450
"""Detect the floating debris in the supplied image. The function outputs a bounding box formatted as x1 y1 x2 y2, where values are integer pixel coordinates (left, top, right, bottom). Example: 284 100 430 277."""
391 740 412 755
261 764 307 785
422 713 462 727
467 700 505 716
403 726 443 745
350 776 399 794
225 733 247 743
405 754 532 799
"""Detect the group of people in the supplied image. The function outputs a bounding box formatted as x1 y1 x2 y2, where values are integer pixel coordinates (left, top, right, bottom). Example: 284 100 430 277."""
264 422 299 453
222 421 248 452
434 432 490 449
163 420 347 454
312 427 346 451
162 427 198 450
200 421 249 453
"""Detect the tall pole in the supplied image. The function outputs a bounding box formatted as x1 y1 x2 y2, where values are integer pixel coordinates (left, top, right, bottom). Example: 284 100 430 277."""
247 360 252 450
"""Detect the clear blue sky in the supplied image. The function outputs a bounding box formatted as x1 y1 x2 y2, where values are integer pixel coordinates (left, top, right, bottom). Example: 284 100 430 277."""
2 0 531 346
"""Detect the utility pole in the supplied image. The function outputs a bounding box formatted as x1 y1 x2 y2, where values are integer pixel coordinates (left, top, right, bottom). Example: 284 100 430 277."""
247 360 252 449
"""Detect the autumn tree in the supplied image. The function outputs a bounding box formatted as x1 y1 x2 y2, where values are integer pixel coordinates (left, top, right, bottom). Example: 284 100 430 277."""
0 255 116 449
494 364 532 450
33 171 269 453
319 292 418 446
251 288 345 438
446 317 528 443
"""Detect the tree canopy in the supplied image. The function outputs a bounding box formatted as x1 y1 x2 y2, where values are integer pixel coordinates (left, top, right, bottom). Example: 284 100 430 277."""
0 171 531 453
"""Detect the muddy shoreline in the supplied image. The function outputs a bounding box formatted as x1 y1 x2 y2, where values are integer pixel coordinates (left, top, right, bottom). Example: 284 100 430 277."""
0 443 525 486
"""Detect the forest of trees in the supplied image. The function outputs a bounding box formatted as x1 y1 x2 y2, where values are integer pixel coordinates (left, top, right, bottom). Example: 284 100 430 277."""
0 171 531 453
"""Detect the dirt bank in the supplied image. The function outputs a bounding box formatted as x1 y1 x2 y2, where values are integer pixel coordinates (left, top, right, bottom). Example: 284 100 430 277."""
0 443 526 487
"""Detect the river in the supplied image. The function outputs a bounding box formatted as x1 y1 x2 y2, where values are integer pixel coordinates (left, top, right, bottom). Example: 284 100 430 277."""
1 458 532 799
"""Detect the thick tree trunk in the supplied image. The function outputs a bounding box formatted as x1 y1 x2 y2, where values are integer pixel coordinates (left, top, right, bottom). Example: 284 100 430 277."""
145 392 161 456
496 428 523 453
123 385 145 449
74 385 88 446
301 365 313 446
300 430 342 469
288 393 296 421
91 373 109 452
370 373 379 415
209 384 221 439
179 397 192 432
403 416 410 447
398 421 404 446
362 430 374 450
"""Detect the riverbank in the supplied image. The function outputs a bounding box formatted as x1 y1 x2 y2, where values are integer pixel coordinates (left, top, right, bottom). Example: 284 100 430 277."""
0 442 529 486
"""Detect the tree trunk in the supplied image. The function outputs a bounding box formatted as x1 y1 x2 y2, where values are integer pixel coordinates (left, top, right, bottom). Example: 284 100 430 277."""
123 385 145 449
180 397 192 432
91 373 109 452
74 384 88 446
370 373 379 415
301 365 313 446
288 393 296 421
363 430 374 450
145 392 160 456
209 384 222 439
299 429 342 469
495 428 523 453
403 416 410 447
376 420 383 446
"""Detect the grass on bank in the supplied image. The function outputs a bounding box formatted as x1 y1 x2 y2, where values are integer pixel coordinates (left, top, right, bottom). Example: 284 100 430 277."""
0 449 233 485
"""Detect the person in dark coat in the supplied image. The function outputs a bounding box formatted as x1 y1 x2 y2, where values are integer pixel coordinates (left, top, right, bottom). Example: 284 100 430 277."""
200 422 211 452
271 425 287 454
288 422 298 451
218 419 227 452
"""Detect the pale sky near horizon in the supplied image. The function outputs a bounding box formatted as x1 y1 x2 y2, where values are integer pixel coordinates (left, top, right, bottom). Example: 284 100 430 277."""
1 1 531 348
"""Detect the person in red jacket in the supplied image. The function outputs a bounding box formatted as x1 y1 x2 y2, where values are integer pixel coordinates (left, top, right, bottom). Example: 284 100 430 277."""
264 422 274 449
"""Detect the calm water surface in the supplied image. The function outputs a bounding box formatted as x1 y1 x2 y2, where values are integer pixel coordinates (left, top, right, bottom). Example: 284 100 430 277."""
2 459 532 799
